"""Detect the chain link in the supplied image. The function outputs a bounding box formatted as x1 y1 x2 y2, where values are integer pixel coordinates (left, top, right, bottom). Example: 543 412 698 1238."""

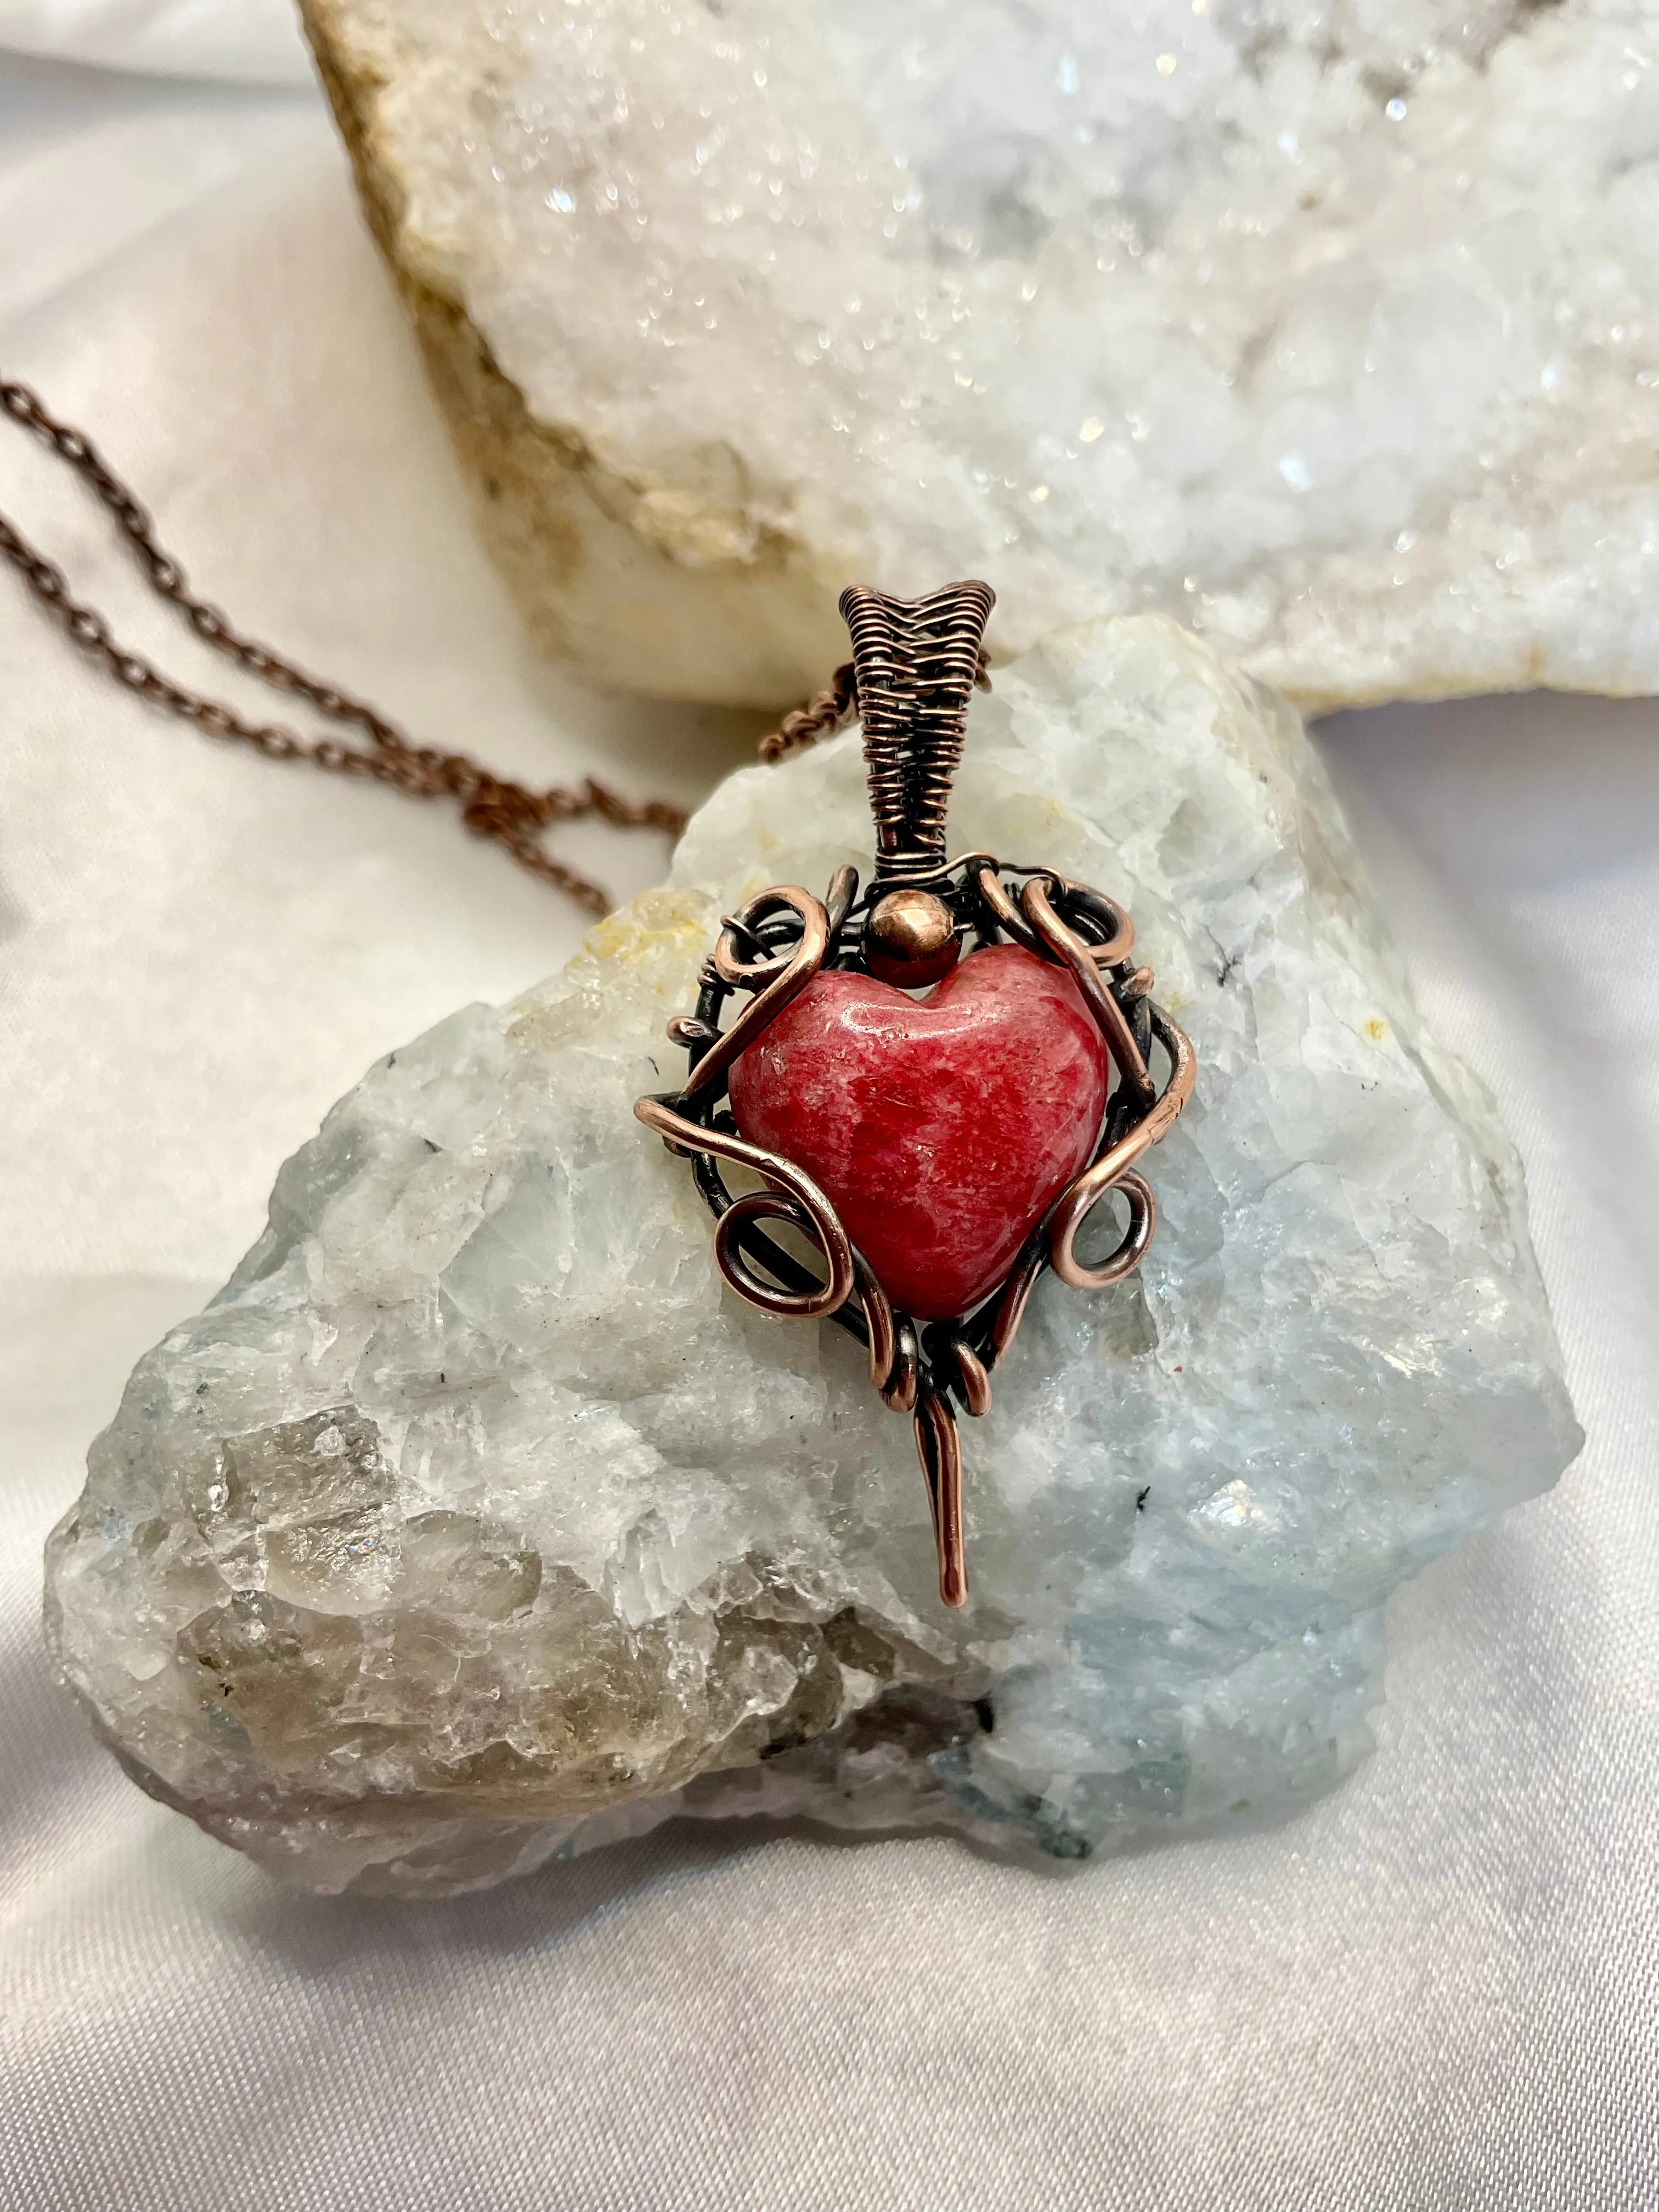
0 376 689 917
757 662 860 762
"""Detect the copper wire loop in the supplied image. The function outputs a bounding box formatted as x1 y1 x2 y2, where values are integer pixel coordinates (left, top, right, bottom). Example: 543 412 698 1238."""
1021 875 1156 1109
972 864 1043 953
645 583 1198 1611
854 1257 898 1393
713 1191 851 1321
0 376 682 917
634 1095 855 1319
685 886 831 1104
1054 879 1136 969
946 1339 993 1418
1048 1169 1159 1293
881 1322 922 1414
1047 1007 1194 1287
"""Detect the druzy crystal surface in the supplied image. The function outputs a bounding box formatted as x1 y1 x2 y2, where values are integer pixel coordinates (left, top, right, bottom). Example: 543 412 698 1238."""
308 0 1659 708
45 616 1579 1895
729 945 1108 1322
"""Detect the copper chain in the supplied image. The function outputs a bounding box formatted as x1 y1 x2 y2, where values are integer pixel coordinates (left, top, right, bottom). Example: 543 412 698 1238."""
757 661 859 761
0 376 689 918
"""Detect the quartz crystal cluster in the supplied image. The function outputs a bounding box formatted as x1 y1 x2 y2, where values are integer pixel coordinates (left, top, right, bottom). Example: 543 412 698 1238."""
306 0 1659 708
46 617 1580 1895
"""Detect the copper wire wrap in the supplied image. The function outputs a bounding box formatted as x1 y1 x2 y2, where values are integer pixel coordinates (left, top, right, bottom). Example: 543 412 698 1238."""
840 580 995 887
758 589 995 792
641 583 1196 1610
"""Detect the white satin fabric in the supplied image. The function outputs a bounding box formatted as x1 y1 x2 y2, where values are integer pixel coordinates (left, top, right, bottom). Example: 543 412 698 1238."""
1 47 1655 2212
0 0 308 83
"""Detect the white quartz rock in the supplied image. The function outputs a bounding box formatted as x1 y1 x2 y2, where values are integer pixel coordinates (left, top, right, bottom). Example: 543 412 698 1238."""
306 0 1659 710
46 616 1579 1895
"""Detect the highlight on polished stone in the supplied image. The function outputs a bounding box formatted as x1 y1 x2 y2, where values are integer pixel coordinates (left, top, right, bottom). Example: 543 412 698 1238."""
44 614 1581 1895
729 944 1109 1322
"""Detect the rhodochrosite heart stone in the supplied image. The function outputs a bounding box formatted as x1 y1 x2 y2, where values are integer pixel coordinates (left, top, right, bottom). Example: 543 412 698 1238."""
728 943 1109 1321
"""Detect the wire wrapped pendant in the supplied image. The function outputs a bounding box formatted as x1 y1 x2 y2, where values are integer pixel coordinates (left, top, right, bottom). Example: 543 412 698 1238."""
635 582 1195 1607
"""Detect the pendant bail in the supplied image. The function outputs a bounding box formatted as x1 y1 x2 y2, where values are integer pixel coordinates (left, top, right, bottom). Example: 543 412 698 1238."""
838 579 995 888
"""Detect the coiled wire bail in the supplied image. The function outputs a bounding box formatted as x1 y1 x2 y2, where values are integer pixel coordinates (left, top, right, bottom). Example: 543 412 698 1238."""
838 580 995 890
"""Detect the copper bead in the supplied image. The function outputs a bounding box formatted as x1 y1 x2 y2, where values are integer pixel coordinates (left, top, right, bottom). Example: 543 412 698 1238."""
864 888 961 987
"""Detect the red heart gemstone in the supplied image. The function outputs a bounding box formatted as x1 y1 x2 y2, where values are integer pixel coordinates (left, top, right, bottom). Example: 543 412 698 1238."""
728 943 1110 1322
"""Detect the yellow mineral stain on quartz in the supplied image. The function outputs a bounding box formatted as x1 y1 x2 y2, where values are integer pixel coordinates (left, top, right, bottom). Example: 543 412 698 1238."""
1364 1018 1388 1043
509 889 714 1049
586 888 714 968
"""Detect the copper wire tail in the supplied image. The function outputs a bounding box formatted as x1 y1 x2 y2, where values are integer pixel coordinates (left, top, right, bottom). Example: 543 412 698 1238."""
914 1389 968 1607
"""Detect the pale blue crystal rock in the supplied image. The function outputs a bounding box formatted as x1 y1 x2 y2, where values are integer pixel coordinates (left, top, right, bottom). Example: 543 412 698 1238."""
45 616 1581 1894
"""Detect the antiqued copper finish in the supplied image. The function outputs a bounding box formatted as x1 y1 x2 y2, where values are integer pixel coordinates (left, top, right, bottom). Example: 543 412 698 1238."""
841 579 996 887
639 581 1196 1609
915 1389 967 1609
